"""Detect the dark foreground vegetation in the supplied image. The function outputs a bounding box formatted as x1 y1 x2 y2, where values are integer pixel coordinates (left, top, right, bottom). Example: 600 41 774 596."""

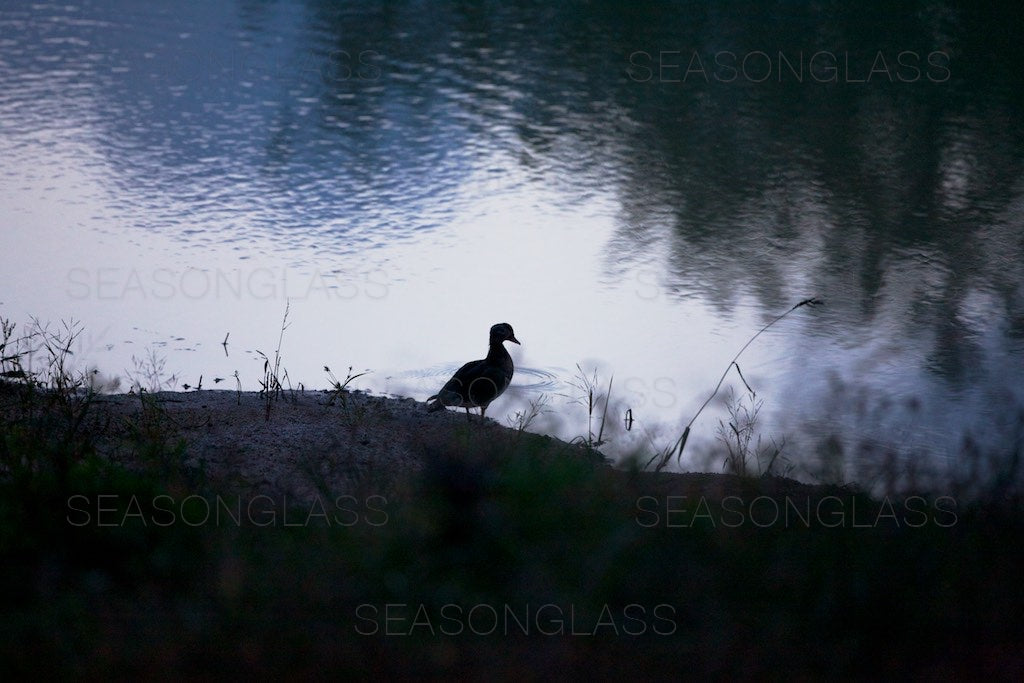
2 371 1023 680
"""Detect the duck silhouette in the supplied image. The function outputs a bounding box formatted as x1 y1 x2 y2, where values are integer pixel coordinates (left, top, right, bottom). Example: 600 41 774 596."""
427 323 520 420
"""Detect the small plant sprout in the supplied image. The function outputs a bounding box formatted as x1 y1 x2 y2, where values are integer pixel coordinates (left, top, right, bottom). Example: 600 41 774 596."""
506 394 551 435
325 365 370 407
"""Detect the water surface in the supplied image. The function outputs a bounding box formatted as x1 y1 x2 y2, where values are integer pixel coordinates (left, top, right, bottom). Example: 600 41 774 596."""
2 1 1023 489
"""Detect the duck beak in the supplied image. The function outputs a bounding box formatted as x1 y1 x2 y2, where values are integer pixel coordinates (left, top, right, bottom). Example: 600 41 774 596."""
509 334 521 345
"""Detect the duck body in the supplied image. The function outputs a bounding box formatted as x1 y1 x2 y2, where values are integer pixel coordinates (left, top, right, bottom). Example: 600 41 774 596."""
427 323 520 420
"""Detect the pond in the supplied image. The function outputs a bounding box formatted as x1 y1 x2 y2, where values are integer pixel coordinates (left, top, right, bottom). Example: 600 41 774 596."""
2 1 1022 490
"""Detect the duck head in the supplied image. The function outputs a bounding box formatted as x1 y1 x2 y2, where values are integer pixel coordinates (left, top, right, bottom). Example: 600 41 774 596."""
490 322 520 346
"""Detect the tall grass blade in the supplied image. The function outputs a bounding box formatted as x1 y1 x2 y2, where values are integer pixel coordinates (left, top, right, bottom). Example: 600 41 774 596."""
657 297 821 470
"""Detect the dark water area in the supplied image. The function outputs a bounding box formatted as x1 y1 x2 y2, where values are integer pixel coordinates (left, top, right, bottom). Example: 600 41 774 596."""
2 1 1023 490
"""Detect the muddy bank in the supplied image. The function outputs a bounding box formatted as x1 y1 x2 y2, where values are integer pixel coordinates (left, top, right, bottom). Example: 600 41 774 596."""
62 388 851 508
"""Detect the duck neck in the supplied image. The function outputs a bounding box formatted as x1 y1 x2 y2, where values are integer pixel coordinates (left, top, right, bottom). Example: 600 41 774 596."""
486 340 510 363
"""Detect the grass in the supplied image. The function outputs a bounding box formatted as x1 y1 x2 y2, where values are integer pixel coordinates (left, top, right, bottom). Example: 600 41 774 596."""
562 363 614 452
325 365 370 408
650 297 822 472
716 386 791 478
126 346 178 393
2 311 1023 677
256 301 293 420
506 393 551 436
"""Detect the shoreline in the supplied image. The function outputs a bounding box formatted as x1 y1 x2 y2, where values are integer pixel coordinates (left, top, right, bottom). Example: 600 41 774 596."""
74 386 868 508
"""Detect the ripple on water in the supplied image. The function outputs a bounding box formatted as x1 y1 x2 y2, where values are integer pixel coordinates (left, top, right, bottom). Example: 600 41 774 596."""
511 367 562 392
392 365 564 393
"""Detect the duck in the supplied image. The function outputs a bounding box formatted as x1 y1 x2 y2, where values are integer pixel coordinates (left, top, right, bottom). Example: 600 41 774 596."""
426 322 520 420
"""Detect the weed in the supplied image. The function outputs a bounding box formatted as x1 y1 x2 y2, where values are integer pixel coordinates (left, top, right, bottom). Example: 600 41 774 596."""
562 363 614 450
257 301 292 420
125 346 178 393
651 297 822 471
716 387 791 477
506 393 551 435
0 318 101 488
324 365 373 436
0 317 28 381
325 365 370 408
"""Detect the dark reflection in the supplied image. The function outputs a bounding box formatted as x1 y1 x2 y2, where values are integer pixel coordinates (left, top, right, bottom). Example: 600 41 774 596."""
234 1 1020 389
